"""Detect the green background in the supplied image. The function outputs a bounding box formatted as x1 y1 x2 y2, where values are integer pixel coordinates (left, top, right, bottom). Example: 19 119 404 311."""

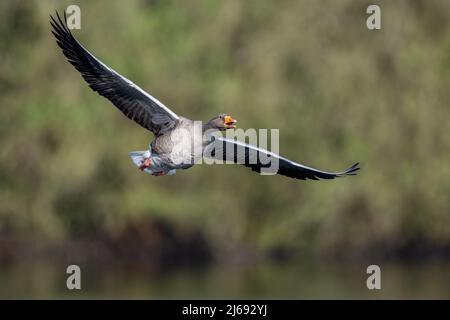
1 0 449 298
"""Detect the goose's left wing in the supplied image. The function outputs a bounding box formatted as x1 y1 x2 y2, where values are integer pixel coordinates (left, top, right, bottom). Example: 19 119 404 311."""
204 136 360 180
50 11 179 136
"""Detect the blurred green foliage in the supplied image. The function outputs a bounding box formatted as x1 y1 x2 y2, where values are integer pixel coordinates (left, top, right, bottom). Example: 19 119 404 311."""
1 0 450 263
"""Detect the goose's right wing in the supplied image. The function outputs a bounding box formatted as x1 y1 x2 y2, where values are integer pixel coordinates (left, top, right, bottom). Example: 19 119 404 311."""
204 136 360 180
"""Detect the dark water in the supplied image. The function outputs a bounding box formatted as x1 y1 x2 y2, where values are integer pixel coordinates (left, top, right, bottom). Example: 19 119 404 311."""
1 260 449 299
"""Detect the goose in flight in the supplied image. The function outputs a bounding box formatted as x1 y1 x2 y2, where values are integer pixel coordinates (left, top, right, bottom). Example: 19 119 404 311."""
50 11 360 180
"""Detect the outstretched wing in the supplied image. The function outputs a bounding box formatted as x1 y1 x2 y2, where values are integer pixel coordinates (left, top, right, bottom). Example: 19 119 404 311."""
50 11 179 136
204 136 360 180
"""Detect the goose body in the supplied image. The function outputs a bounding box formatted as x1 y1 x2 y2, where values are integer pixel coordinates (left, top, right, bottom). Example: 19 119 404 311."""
50 11 360 180
149 117 203 170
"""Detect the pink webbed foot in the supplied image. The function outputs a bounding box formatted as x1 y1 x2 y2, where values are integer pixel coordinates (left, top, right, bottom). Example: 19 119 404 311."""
151 171 166 176
139 157 151 171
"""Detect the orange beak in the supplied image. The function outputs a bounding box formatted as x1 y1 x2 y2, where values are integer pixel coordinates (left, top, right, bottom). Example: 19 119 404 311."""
224 115 237 128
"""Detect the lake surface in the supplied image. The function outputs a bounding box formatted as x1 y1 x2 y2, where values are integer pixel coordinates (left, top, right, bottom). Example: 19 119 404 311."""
1 259 449 299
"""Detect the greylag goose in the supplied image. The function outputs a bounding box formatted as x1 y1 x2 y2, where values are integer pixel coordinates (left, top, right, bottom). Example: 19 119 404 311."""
50 12 360 180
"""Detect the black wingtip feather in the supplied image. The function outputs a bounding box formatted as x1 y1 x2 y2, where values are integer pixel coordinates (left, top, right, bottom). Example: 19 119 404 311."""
342 162 361 176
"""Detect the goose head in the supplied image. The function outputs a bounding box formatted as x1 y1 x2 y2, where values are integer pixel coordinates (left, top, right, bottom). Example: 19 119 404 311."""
207 114 237 131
